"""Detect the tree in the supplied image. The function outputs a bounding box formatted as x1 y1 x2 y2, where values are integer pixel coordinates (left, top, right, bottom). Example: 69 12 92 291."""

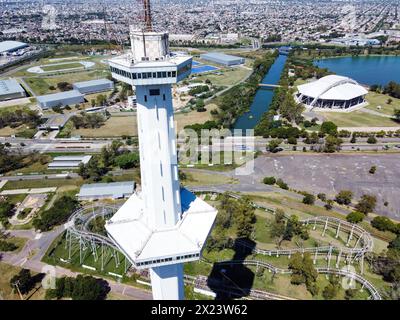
387 98 393 105
335 190 353 205
394 109 400 121
9 269 43 295
367 135 377 144
346 211 365 224
317 193 327 202
324 199 334 210
235 196 256 239
268 139 282 153
350 133 357 144
288 253 318 296
302 193 315 205
287 137 297 145
33 196 79 231
371 216 398 233
320 121 338 136
323 135 342 153
276 178 289 190
0 201 14 223
355 194 377 215
322 283 337 300
47 275 110 300
115 152 140 169
369 166 377 174
263 176 276 185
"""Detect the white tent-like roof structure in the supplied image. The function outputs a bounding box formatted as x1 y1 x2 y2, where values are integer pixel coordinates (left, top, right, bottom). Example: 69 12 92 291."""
297 75 368 101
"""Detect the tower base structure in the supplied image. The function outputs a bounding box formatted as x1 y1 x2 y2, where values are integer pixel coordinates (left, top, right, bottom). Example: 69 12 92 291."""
150 264 184 300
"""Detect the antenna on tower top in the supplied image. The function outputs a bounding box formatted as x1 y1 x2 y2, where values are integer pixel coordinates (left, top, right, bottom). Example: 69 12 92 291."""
143 0 153 32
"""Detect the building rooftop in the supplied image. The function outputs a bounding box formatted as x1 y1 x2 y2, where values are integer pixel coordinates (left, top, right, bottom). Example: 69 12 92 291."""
0 40 28 53
0 79 25 95
78 181 135 198
73 78 113 88
297 75 368 100
36 90 84 103
200 52 243 61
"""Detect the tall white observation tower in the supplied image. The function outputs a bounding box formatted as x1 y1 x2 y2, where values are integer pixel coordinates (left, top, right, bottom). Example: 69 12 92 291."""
105 0 217 300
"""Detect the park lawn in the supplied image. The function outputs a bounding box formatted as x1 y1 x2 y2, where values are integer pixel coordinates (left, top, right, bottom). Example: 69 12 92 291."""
72 115 137 137
24 77 52 95
365 91 400 116
181 170 238 186
2 177 84 191
6 161 49 176
7 237 28 253
316 110 400 127
174 105 216 132
0 262 46 300
190 66 252 87
41 62 85 72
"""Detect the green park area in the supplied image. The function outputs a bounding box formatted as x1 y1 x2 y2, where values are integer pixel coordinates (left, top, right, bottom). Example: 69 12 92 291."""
40 62 85 72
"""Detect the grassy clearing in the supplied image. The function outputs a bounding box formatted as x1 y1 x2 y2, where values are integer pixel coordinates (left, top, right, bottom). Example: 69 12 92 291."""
2 178 84 191
365 91 400 116
24 77 51 95
174 106 216 132
0 262 46 300
189 66 251 87
41 63 84 72
71 116 137 137
316 110 400 127
181 170 238 186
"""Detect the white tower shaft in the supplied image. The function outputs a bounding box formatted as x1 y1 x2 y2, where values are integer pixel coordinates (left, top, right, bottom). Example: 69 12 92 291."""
136 84 181 229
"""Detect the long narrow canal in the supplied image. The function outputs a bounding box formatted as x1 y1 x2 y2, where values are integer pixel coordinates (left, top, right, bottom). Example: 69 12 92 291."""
234 54 288 130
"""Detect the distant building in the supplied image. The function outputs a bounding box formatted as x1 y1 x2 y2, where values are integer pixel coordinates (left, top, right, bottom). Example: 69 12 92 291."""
37 90 85 109
295 75 368 111
72 78 114 94
38 115 70 130
77 181 135 201
48 155 92 169
0 41 28 54
0 79 26 101
200 52 245 66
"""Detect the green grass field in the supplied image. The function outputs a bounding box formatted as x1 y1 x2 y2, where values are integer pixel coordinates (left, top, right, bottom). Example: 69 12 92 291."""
365 92 400 116
189 66 251 87
316 110 400 127
41 62 84 72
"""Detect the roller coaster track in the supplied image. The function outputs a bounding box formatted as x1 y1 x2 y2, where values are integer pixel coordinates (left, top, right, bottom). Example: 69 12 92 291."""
65 198 382 300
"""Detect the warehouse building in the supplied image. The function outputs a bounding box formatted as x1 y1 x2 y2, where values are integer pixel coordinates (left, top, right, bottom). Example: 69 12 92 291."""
0 41 29 54
37 90 85 109
48 155 92 169
77 181 135 201
0 79 26 101
72 78 114 94
200 52 245 66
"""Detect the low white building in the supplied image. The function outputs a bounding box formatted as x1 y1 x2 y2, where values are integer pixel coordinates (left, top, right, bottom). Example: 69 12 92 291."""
295 75 368 111
48 155 92 169
77 181 135 201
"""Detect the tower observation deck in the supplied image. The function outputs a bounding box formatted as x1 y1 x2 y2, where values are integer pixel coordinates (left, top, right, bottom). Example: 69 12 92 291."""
105 2 217 300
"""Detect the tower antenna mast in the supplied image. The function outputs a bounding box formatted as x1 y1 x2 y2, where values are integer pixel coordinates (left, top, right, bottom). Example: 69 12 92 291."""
143 0 153 32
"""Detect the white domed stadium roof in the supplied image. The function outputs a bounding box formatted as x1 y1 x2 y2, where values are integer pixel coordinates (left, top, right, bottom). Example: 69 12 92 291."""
297 75 368 101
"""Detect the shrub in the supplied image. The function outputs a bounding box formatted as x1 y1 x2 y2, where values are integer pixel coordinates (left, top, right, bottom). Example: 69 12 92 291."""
346 211 365 224
263 176 276 185
276 179 289 190
302 193 315 205
317 193 327 202
335 190 353 205
355 194 377 215
367 136 377 144
369 166 377 174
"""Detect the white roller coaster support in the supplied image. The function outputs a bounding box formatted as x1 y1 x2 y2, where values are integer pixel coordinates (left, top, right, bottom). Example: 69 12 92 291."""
336 222 341 238
336 249 342 268
347 225 355 246
313 249 318 264
327 246 332 269
322 218 328 237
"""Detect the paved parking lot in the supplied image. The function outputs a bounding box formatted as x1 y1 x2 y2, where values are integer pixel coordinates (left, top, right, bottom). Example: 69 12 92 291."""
253 154 400 219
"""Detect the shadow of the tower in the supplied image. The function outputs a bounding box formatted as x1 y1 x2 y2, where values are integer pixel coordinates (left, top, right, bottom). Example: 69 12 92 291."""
207 238 256 300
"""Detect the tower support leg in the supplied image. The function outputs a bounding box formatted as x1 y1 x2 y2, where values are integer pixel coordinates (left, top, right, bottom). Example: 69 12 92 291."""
150 264 184 300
